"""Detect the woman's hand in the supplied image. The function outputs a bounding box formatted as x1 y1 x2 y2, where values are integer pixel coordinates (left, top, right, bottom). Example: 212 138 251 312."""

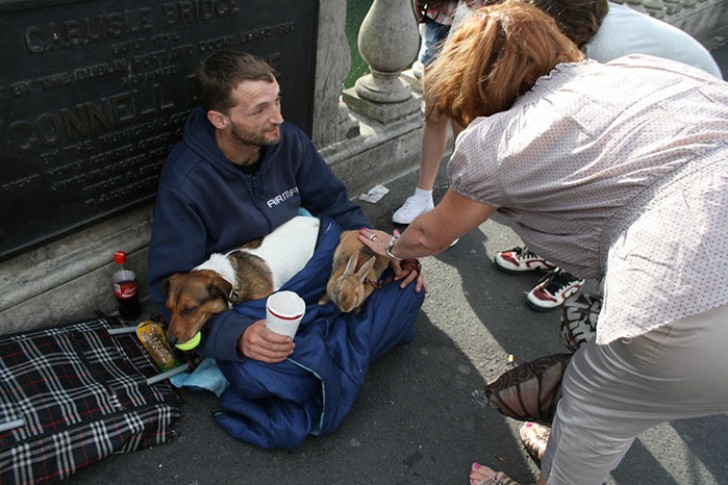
359 228 427 293
239 320 295 363
357 228 394 257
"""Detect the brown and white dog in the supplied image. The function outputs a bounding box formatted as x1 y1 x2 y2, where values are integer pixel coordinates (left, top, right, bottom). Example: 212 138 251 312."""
163 216 320 345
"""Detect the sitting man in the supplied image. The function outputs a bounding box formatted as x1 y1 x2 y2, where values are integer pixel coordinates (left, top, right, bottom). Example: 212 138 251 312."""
147 50 425 448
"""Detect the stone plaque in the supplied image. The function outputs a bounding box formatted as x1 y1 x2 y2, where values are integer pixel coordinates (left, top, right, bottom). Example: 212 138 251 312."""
0 0 319 260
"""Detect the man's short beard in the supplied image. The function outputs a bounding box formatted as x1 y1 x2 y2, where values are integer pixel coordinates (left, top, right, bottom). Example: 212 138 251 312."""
231 125 280 148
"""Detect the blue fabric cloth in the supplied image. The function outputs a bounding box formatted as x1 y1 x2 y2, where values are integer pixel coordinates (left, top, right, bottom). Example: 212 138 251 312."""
169 358 230 397
212 218 424 448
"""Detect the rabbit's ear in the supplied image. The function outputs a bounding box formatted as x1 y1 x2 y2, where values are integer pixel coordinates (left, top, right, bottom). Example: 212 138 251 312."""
357 257 376 282
343 250 360 276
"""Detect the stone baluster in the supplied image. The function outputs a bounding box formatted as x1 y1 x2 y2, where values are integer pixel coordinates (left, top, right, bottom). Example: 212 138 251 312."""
662 0 683 14
342 0 422 124
312 0 361 148
643 0 667 18
624 0 648 13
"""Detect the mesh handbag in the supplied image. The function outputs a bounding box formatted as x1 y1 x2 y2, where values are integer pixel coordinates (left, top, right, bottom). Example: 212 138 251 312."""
484 353 572 424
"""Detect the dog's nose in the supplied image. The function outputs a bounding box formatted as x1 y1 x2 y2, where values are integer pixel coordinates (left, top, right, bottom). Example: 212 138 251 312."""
165 332 177 345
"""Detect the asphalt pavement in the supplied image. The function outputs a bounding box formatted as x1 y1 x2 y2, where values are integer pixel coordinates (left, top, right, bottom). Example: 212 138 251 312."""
67 43 728 485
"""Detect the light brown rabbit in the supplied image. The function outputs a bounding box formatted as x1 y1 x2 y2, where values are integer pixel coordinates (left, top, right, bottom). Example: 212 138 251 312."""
320 230 389 313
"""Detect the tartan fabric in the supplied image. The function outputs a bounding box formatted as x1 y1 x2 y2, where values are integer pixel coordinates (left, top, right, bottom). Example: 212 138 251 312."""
0 315 182 485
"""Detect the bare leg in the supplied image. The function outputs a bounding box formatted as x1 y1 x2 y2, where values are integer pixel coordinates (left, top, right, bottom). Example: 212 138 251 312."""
415 107 451 191
416 105 464 190
392 100 448 223
392 83 464 224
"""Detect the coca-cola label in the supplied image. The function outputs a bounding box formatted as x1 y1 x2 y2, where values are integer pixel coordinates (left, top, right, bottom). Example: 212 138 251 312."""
114 281 138 299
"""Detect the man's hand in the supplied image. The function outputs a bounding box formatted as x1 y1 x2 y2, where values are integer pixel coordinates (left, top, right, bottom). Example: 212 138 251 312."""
390 257 427 293
239 320 295 363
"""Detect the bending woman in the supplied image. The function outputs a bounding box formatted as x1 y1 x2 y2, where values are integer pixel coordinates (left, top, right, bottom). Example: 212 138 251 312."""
358 3 728 484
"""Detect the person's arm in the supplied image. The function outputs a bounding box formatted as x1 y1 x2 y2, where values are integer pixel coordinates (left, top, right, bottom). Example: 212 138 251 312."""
358 188 496 259
147 186 208 322
197 312 294 363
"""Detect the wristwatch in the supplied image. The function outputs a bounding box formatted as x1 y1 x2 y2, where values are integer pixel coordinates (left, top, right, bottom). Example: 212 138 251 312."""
385 235 402 261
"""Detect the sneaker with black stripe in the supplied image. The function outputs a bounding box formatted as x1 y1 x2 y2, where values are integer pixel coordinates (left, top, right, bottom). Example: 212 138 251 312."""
526 268 585 311
494 246 557 274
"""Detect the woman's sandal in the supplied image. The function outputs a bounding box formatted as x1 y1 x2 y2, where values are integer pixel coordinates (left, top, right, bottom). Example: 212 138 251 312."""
470 463 521 485
519 421 551 462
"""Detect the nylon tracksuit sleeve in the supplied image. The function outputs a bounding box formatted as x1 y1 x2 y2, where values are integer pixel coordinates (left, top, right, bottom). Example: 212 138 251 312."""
195 310 254 362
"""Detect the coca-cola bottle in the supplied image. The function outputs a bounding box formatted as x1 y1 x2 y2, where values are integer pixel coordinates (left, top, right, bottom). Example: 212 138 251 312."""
112 250 142 320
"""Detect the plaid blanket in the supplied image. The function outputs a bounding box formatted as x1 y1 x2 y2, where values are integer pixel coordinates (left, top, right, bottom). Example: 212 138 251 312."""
0 315 182 484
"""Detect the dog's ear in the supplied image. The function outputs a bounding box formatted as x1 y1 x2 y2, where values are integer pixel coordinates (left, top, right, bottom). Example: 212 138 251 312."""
162 277 171 296
163 274 183 297
207 278 233 302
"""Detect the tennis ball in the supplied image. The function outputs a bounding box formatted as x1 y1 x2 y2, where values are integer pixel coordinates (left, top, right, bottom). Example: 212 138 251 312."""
175 331 201 351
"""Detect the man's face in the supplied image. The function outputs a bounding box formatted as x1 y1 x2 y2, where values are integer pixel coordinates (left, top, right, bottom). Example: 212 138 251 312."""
224 78 283 147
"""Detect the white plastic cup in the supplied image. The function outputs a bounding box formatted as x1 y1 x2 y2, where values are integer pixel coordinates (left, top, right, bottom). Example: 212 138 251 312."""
265 291 306 338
